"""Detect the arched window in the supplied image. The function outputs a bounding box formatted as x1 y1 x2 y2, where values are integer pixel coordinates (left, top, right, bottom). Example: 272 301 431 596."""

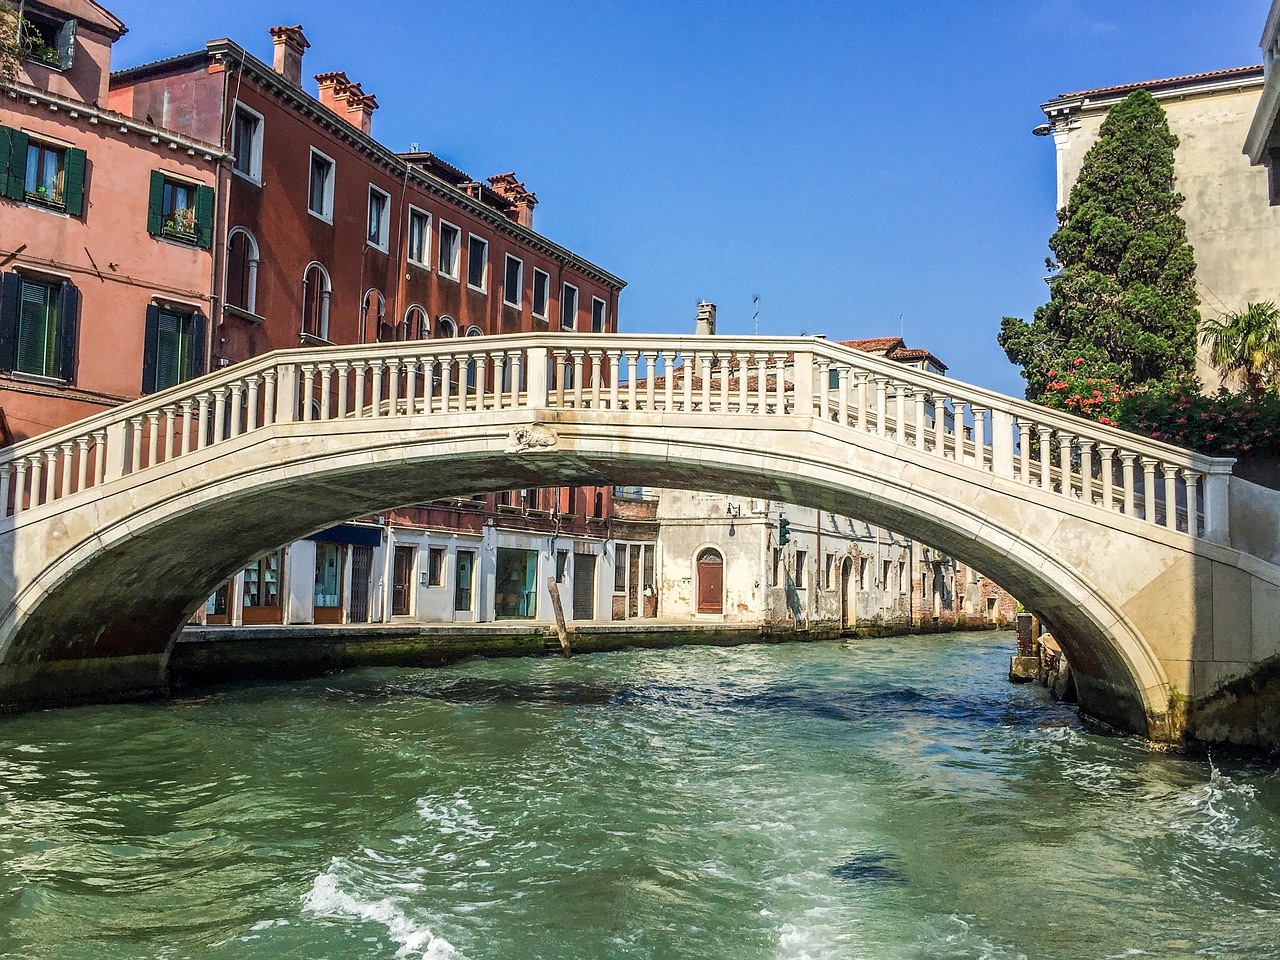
466 325 484 337
301 262 331 341
696 548 724 614
362 289 385 343
465 325 484 392
226 227 259 315
436 315 457 339
405 305 429 340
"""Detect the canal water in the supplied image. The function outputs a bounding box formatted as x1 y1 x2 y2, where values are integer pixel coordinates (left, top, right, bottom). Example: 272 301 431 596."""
1 633 1278 960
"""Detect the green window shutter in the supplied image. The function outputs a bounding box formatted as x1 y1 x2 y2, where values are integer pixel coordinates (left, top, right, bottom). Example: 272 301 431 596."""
16 279 54 376
187 312 207 379
141 304 160 393
194 184 214 249
7 129 29 201
57 281 79 381
146 170 165 236
154 311 181 391
62 147 86 217
0 127 11 200
0 274 20 371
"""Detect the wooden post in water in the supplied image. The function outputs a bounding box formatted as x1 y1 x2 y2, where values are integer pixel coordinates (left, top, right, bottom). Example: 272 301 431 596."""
547 577 571 658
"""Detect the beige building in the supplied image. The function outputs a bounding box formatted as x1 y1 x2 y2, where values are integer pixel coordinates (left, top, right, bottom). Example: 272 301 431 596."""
1040 66 1280 391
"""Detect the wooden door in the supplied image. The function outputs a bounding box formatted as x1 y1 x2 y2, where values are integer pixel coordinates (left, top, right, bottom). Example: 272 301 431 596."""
696 549 723 614
392 545 415 617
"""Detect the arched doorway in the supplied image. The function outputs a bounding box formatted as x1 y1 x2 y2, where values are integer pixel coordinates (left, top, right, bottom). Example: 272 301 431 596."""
840 556 854 629
696 548 724 614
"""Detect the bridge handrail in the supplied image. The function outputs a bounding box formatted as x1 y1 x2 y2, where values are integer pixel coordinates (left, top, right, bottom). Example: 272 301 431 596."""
0 333 1237 543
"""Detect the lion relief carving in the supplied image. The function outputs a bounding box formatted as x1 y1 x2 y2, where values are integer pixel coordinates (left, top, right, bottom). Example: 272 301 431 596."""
509 424 558 452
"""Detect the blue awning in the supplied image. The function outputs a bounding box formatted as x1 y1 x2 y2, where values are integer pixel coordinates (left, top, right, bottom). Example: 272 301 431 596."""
306 524 384 547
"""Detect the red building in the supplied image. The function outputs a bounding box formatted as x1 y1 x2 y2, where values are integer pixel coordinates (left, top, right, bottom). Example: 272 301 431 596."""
0 0 220 443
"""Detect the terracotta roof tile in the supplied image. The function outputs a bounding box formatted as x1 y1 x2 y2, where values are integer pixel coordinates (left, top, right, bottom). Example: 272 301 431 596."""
1055 64 1262 101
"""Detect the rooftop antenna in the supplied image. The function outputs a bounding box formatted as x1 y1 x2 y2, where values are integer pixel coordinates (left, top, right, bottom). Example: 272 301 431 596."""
752 295 760 336
899 313 905 340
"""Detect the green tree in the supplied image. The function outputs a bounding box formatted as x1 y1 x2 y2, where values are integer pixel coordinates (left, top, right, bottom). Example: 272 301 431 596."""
0 7 20 84
999 89 1200 412
1201 301 1280 397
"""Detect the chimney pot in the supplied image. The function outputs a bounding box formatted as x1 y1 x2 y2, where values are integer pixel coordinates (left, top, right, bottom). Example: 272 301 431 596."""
695 301 717 337
269 25 309 86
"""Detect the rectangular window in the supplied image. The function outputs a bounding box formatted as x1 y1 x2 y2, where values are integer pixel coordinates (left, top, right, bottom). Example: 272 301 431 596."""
614 544 627 592
438 221 461 278
243 550 283 608
467 234 488 291
313 543 343 608
591 297 607 332
454 549 475 611
504 255 523 308
142 304 205 394
427 546 445 586
308 148 334 221
367 185 390 250
795 550 807 589
770 548 782 587
0 127 84 214
556 549 569 583
824 553 835 590
407 207 431 267
532 268 550 320
560 282 578 330
147 171 213 248
231 105 263 182
5 275 78 380
21 14 76 71
24 140 65 206
883 560 892 591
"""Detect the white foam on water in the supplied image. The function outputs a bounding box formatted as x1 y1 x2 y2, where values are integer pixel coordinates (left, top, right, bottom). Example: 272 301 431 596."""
302 858 462 960
417 794 496 843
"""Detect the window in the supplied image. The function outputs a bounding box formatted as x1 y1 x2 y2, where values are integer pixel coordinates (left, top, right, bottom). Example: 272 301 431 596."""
496 548 539 619
770 548 782 587
313 543 344 609
504 255 523 308
142 304 205 394
436 315 458 338
454 549 475 611
591 297 607 332
20 13 76 71
824 554 835 591
231 105 263 183
614 544 627 592
795 550 807 589
467 235 488 291
362 289 385 342
367 185 390 250
225 228 259 315
147 171 213 248
405 305 429 340
427 547 445 587
243 550 283 608
883 560 892 591
532 268 550 320
556 549 569 583
307 148 335 221
0 273 78 380
301 262 331 340
438 222 461 278
0 128 86 215
560 283 578 330
407 207 431 267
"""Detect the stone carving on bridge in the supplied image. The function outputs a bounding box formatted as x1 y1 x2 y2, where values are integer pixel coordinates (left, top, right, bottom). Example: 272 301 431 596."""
509 423 558 452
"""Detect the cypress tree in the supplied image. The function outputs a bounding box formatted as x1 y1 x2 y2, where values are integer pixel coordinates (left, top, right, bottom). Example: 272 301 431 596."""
999 89 1200 407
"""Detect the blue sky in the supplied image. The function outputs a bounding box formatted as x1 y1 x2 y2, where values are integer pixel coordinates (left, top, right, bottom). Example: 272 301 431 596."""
104 0 1269 396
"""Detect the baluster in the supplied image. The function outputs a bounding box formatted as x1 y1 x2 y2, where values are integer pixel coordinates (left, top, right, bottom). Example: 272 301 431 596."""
870 377 887 437
572 351 585 408
1163 463 1178 529
42 450 56 503
246 376 261 432
421 358 436 413
1056 431 1073 496
737 353 751 414
0 462 9 517
914 390 928 451
129 416 144 472
639 351 653 410
406 356 421 414
894 385 908 443
660 350 674 410
772 354 786 413
1035 425 1052 489
301 364 316 422
441 356 454 413
212 388 228 443
1097 445 1115 511
93 430 108 485
59 443 73 498
1017 419 1030 484
314 363 331 420
699 352 711 412
816 359 831 420
369 360 384 418
608 352 621 410
26 454 43 508
972 406 987 470
229 385 245 438
1142 458 1158 524
626 351 639 410
1078 439 1094 505
714 352 728 413
492 353 506 410
1185 470 1201 536
146 411 161 466
754 354 769 414
179 400 194 456
12 459 28 514
262 370 277 426
1121 453 1137 516
954 401 969 464
75 436 90 493
855 372 870 431
589 351 603 409
837 367 851 425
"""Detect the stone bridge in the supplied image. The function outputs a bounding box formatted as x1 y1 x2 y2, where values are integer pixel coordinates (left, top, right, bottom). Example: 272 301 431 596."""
2 334 1278 746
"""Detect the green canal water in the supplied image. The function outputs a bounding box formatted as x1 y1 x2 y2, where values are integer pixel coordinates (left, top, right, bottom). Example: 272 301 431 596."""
1 633 1279 959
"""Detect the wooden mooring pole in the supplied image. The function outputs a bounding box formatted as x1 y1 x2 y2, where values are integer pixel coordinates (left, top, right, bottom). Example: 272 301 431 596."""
547 577 572 658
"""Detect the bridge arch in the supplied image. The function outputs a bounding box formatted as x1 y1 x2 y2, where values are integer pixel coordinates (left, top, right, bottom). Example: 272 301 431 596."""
0 334 1269 744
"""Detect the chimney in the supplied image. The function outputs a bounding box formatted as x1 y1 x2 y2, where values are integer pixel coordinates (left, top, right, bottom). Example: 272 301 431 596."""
346 90 379 136
315 71 352 113
695 301 717 336
269 25 310 86
487 172 539 229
